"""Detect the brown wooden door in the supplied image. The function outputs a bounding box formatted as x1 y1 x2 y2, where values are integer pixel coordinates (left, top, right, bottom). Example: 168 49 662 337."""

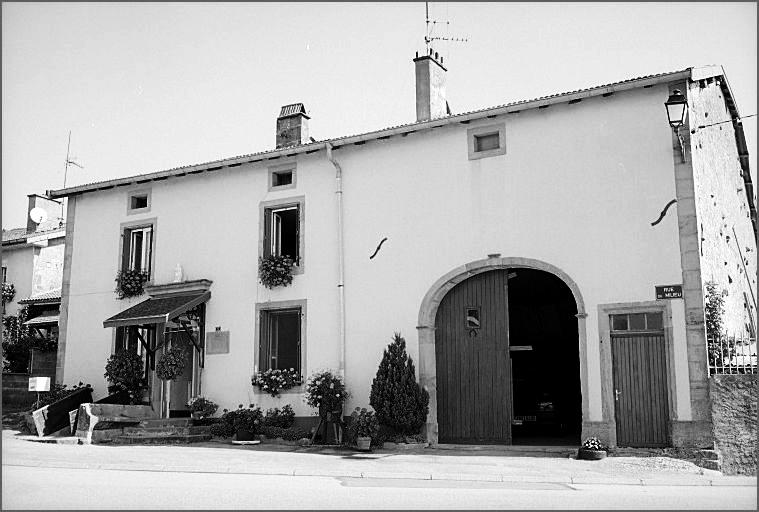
435 270 512 444
611 332 669 447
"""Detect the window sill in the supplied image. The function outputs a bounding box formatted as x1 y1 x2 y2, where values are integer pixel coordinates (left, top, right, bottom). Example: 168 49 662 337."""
254 383 305 396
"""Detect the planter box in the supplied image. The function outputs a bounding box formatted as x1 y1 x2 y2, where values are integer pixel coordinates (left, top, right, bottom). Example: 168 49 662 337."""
577 448 607 460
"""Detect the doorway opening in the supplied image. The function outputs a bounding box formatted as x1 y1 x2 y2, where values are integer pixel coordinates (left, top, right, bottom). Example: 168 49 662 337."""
507 268 581 446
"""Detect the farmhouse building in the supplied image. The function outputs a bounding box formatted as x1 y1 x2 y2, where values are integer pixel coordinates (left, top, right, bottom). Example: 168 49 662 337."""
47 54 757 449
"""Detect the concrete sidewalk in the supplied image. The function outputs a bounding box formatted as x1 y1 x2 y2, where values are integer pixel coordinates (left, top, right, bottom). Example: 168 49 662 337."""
2 430 755 488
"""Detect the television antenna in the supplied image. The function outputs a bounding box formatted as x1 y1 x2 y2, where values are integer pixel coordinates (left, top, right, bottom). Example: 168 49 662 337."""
60 130 85 225
424 1 468 56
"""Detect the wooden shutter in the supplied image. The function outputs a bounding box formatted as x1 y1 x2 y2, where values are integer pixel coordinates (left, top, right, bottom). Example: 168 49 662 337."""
263 209 272 258
259 311 271 372
295 206 301 264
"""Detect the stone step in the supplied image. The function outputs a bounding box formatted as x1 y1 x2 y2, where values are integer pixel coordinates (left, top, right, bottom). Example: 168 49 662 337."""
138 418 192 428
697 449 720 461
122 425 211 436
114 433 211 445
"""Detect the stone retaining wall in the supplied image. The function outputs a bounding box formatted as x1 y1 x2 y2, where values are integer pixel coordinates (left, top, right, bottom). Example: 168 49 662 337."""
709 374 757 475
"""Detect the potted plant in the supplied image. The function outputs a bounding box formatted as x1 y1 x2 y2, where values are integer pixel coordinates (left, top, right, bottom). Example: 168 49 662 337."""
103 351 146 404
251 368 301 397
578 437 608 460
187 396 218 420
305 370 349 420
232 405 264 441
258 255 295 289
349 407 379 451
114 269 150 299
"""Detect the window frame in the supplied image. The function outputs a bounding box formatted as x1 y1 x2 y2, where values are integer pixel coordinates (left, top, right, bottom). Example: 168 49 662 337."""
119 218 157 280
259 196 305 275
467 123 507 160
268 164 297 191
126 188 152 215
254 299 307 393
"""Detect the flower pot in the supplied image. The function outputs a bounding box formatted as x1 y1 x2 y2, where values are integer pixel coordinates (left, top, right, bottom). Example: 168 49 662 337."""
356 436 372 451
236 429 256 441
577 448 607 460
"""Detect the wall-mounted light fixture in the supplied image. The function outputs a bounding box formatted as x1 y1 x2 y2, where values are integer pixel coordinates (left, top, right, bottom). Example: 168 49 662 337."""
665 89 688 163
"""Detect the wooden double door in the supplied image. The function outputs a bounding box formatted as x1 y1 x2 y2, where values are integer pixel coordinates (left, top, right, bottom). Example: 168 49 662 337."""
435 270 512 444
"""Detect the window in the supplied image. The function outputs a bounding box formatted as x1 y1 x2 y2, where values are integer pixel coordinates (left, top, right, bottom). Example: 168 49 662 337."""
1 266 6 283
259 308 301 373
268 165 297 191
467 123 507 160
264 205 300 263
122 225 154 277
127 189 151 214
610 312 663 332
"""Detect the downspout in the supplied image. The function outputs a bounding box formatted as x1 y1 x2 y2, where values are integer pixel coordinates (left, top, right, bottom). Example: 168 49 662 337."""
326 142 346 377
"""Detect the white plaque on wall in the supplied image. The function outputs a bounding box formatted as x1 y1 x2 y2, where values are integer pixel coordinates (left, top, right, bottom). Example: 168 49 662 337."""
206 331 230 355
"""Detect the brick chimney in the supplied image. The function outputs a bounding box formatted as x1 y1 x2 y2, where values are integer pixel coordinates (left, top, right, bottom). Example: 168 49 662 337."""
276 103 310 148
414 49 448 122
26 194 62 233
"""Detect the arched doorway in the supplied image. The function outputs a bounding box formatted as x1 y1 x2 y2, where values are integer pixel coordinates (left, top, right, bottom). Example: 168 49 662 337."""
418 257 587 446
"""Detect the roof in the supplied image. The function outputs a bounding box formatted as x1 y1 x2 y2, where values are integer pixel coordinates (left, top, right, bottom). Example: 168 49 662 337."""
18 289 62 305
102 291 211 328
278 103 308 118
23 314 60 326
48 66 740 200
2 226 65 245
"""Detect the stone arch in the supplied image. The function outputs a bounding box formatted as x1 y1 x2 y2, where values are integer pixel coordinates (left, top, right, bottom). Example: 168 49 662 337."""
416 256 588 445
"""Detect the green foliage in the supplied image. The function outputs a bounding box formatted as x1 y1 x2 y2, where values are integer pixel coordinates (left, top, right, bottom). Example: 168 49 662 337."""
258 255 295 289
252 368 301 397
187 396 218 418
581 437 608 451
304 370 349 416
369 333 430 437
347 407 380 441
104 351 146 404
263 404 295 428
2 282 16 304
115 269 149 299
32 382 93 412
156 347 186 381
704 281 725 340
210 404 264 438
3 308 59 373
260 425 310 441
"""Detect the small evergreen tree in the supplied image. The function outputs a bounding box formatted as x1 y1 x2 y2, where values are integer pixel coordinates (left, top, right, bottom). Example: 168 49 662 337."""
369 332 429 437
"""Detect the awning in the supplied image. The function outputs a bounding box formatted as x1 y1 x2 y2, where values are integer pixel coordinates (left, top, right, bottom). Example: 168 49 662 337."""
23 314 60 326
102 291 210 328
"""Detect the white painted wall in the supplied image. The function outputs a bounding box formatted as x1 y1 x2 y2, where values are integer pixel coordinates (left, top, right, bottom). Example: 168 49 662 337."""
63 83 690 425
2 245 34 316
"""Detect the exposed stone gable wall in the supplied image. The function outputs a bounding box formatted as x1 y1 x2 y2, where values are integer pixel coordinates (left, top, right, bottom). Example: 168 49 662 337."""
709 374 758 475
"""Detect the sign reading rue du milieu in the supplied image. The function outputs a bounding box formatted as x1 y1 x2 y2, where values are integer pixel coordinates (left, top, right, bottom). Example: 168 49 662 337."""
655 284 683 299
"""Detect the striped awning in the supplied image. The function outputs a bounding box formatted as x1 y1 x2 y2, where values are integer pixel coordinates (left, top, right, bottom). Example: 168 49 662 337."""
23 314 60 326
102 291 210 328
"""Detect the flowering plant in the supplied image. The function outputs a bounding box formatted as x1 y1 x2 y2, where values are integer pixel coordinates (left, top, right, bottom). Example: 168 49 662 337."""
252 368 301 397
187 396 218 418
115 269 149 299
258 255 295 289
348 407 380 439
1 282 16 305
156 346 186 381
581 437 607 451
304 370 349 416
210 404 264 437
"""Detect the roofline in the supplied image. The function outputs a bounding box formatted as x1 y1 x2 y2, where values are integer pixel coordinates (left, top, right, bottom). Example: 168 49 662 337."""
1 227 66 246
49 67 719 199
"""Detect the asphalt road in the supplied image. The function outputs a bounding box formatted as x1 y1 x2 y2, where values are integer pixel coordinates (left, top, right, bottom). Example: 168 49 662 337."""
3 465 757 510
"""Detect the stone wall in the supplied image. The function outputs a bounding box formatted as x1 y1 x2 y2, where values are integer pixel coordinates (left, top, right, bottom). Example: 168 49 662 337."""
709 374 757 475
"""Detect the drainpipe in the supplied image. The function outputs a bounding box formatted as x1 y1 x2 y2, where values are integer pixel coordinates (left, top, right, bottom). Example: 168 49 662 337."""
326 142 346 377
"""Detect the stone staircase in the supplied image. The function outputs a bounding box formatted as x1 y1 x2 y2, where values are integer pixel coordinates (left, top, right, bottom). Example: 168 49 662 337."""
113 418 213 445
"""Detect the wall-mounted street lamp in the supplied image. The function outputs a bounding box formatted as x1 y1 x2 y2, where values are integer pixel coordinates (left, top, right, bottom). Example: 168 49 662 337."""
665 89 688 163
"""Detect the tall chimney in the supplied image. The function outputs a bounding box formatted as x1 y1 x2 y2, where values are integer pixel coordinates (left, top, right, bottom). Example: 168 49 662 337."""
414 49 448 122
26 194 62 233
276 103 310 148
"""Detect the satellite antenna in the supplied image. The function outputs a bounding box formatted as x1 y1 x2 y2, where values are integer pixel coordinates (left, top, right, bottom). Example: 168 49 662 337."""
424 1 469 57
29 207 49 225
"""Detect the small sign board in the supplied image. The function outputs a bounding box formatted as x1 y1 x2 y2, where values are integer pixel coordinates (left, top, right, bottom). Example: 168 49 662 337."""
656 284 683 299
205 331 230 355
28 376 50 392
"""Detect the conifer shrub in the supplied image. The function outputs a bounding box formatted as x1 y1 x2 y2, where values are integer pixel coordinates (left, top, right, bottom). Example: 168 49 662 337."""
369 332 429 437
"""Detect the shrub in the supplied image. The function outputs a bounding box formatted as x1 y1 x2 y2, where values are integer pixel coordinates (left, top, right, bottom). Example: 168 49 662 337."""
115 269 149 299
104 351 146 404
581 437 607 451
2 282 16 304
369 332 429 437
347 407 380 442
258 255 295 289
263 404 295 428
32 382 93 411
187 396 218 418
252 368 301 397
260 425 310 441
156 347 186 381
304 370 349 416
210 404 264 438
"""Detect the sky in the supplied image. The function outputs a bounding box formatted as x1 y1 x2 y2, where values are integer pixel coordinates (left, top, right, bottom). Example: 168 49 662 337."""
2 2 757 229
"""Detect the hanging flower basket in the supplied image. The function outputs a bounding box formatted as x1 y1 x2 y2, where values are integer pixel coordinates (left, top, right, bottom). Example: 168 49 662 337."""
156 347 187 381
2 282 16 305
252 368 301 397
115 269 150 299
258 255 295 289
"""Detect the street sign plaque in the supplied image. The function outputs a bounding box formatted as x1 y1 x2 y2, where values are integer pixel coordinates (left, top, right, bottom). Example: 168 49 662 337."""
655 284 683 299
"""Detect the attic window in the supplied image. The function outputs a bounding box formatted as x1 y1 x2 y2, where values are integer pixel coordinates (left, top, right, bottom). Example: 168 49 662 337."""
268 165 297 191
127 190 151 214
467 123 507 160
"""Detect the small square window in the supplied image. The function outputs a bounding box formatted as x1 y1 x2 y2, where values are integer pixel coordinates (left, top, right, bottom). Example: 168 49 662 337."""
127 190 151 214
268 165 297 191
474 133 500 152
272 170 293 187
130 195 148 210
